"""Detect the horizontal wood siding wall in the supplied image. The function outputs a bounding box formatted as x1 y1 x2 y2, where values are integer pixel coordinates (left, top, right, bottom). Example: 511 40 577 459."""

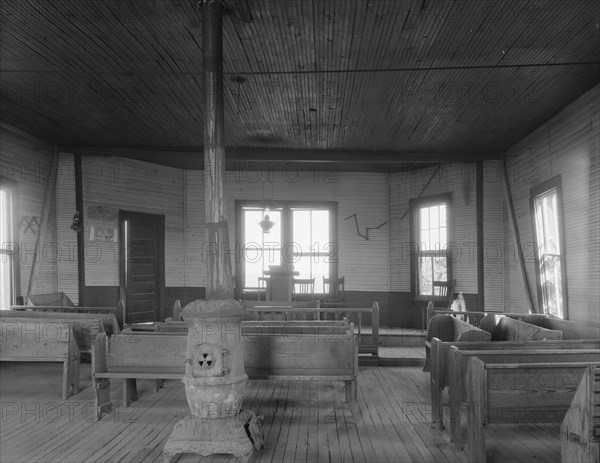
389 163 479 295
502 84 600 325
182 170 390 292
482 160 504 312
0 126 58 298
80 157 185 287
55 153 79 304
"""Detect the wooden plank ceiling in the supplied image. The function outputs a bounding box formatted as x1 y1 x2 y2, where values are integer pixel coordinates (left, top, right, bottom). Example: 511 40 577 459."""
0 0 598 170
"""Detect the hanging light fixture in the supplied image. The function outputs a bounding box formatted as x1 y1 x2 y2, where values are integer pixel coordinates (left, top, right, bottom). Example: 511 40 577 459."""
258 179 278 233
258 206 275 233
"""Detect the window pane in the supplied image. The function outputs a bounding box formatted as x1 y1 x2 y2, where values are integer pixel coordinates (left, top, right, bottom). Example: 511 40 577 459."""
292 210 311 251
420 208 429 228
311 259 328 293
245 261 264 289
430 206 439 228
244 252 280 288
245 210 263 245
540 254 562 318
433 256 447 281
0 190 7 246
311 210 329 249
440 204 447 227
293 256 312 279
419 257 433 295
0 189 12 310
439 227 447 248
430 229 440 250
0 257 10 310
421 230 430 251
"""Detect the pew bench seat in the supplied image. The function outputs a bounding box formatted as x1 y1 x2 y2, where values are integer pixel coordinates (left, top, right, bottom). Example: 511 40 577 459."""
466 359 600 463
0 320 80 399
448 347 600 449
92 330 358 420
429 337 600 429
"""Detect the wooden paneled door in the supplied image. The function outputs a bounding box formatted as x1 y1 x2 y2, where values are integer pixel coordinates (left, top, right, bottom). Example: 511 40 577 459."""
119 211 165 324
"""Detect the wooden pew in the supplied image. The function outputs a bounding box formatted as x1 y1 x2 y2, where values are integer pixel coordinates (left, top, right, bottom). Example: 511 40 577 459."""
92 329 358 420
241 300 321 321
0 313 104 355
2 309 120 337
449 347 600 448
11 299 126 330
0 320 80 399
428 314 562 425
242 301 380 356
155 319 353 337
526 316 600 340
430 337 600 429
27 291 75 306
0 310 121 342
496 316 563 341
425 300 547 328
561 365 600 463
424 313 491 372
466 358 600 463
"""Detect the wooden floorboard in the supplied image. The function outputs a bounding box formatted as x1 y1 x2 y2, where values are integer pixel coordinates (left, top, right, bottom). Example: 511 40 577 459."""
0 362 562 462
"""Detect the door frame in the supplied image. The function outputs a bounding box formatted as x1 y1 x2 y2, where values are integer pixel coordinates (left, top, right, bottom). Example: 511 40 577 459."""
118 210 166 323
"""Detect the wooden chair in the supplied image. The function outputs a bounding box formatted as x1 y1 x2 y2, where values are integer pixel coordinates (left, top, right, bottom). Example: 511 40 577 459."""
431 279 456 308
257 277 269 301
292 278 315 301
322 276 345 308
421 279 456 331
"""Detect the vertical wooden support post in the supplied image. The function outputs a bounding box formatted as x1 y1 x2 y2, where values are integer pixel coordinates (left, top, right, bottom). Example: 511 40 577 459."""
476 161 484 312
502 158 536 313
202 0 233 300
74 154 86 305
27 148 58 297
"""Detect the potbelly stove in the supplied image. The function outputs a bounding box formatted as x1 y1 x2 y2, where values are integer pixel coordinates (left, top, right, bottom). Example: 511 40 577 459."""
163 299 264 462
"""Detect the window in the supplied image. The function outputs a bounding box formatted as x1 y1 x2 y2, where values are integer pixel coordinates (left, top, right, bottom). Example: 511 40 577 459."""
1 186 17 310
292 209 330 293
411 195 451 297
531 177 567 318
241 207 282 290
237 201 337 296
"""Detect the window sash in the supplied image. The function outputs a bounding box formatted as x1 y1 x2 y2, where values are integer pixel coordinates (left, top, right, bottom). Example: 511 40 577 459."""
238 202 336 296
533 187 564 318
411 195 451 298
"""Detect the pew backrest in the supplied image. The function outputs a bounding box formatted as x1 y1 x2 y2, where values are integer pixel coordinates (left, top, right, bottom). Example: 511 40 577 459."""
27 291 75 306
0 320 78 361
560 365 600 462
451 348 600 401
466 358 600 463
539 317 600 340
449 347 600 447
0 315 104 353
498 316 563 341
432 337 600 389
3 309 120 336
104 334 186 375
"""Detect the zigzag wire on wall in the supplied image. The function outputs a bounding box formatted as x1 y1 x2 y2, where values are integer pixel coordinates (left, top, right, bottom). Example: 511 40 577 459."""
344 213 387 241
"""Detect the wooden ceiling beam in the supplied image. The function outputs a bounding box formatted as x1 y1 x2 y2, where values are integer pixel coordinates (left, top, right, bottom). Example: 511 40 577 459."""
59 146 498 168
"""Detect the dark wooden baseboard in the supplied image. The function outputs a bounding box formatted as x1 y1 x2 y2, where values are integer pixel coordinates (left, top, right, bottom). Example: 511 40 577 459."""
83 285 478 327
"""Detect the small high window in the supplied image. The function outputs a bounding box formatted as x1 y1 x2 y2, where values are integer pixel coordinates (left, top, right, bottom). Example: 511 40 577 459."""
531 177 567 318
